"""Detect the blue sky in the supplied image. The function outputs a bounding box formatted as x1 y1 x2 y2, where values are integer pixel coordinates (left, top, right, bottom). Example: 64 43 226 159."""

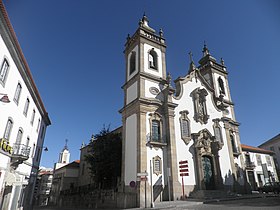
3 0 280 168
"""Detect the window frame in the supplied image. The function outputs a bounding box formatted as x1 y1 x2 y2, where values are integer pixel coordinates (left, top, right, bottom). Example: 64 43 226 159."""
13 82 22 105
129 51 136 75
0 58 9 86
179 110 191 145
23 98 30 116
148 48 158 70
31 109 36 125
3 118 13 141
15 128 23 145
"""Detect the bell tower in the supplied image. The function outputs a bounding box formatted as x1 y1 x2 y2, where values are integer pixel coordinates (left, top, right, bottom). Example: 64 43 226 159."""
197 43 243 179
120 15 180 208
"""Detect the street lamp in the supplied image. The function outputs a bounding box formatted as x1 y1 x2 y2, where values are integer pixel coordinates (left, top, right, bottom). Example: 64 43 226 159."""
0 93 10 103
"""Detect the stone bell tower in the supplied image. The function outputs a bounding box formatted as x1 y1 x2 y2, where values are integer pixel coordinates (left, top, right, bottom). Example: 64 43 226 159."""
119 14 180 208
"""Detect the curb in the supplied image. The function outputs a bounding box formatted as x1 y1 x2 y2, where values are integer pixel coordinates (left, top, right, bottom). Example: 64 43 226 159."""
203 194 279 204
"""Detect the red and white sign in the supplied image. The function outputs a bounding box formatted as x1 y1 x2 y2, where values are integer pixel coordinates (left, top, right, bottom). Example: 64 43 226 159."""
179 160 189 177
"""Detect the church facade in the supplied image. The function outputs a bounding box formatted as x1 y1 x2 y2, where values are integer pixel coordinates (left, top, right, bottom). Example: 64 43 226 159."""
119 15 245 208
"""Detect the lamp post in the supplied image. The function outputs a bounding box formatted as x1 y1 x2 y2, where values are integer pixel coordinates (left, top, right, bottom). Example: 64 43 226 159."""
0 93 10 103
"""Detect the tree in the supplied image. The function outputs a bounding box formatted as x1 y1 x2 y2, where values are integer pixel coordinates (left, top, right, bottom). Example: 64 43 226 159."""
85 125 122 189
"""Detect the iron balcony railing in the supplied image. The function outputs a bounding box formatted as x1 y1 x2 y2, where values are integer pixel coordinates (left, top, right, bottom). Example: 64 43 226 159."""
12 143 31 159
245 161 256 169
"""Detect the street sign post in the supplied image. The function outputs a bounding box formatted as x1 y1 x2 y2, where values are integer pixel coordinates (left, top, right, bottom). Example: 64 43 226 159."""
179 160 189 200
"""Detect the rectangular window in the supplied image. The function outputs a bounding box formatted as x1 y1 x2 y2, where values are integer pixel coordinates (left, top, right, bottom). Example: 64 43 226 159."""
214 126 223 143
256 154 262 166
36 119 41 132
270 146 275 151
230 134 237 153
13 83 22 104
181 119 190 138
26 137 30 147
266 155 272 167
3 119 13 140
23 98 30 116
0 59 9 85
152 120 160 142
31 109 35 125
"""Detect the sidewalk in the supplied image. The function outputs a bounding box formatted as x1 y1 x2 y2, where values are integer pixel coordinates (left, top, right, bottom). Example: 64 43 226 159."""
33 193 280 210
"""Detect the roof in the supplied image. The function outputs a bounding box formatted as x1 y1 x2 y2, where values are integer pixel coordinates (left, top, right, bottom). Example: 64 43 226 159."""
258 133 280 148
0 1 50 125
241 144 274 155
56 160 80 171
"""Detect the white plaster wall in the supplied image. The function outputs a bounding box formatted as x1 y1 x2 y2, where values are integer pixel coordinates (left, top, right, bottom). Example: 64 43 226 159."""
173 77 233 185
260 141 280 170
144 80 163 101
143 44 163 78
126 81 138 105
127 45 139 81
124 114 137 185
146 147 164 186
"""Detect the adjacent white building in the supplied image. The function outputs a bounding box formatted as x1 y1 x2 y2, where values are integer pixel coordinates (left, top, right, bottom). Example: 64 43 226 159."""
0 2 51 210
119 15 245 208
241 144 278 190
258 134 280 179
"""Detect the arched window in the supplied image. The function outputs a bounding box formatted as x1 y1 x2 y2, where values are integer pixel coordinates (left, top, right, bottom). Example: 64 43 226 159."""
230 133 237 153
31 109 36 125
129 51 136 75
152 120 160 142
4 118 13 140
218 77 225 95
23 98 30 116
0 58 9 85
26 137 30 147
14 83 22 104
16 128 23 144
148 49 158 70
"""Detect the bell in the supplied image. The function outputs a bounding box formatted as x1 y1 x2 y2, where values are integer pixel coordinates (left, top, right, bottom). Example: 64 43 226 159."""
0 95 10 103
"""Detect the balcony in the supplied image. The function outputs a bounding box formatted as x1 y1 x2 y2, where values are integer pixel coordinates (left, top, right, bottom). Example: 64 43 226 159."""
245 161 256 169
10 143 31 168
146 133 167 148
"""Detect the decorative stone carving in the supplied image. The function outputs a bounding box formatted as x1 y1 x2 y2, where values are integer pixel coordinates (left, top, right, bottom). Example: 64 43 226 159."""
149 87 160 95
179 110 191 145
190 88 209 124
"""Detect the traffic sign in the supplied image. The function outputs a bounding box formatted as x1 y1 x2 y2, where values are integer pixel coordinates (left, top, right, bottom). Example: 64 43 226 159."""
179 160 188 164
179 164 188 168
179 168 189 173
137 172 148 177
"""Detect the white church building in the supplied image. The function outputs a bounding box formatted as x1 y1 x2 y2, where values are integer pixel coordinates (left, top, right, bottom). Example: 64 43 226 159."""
119 15 246 208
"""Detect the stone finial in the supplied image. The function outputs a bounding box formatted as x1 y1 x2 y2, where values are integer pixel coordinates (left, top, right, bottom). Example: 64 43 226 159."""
167 72 172 85
90 134 95 142
189 51 194 63
221 57 225 66
202 41 210 57
159 28 163 37
188 51 196 73
126 34 130 41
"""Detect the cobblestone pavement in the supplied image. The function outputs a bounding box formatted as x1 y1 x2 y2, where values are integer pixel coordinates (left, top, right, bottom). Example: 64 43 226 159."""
33 194 280 210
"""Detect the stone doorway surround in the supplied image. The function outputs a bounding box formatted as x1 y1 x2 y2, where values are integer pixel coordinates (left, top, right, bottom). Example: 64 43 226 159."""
192 129 223 191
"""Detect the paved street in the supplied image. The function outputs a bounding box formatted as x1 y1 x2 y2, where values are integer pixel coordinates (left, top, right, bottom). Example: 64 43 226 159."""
34 195 280 210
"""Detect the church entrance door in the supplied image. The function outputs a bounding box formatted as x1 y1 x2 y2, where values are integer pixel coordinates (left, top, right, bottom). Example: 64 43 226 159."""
202 156 215 190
